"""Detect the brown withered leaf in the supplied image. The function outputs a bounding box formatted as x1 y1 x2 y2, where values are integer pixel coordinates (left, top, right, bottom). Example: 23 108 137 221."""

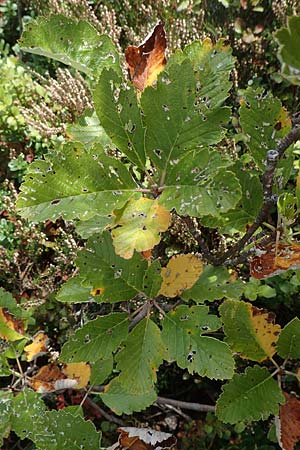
29 363 78 393
0 307 24 341
109 427 176 450
277 392 300 450
125 22 166 92
250 241 300 279
24 331 49 361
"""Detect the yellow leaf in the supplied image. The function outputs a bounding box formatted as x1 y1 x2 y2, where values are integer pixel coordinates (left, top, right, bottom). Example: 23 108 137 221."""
250 306 281 359
0 307 24 341
112 197 170 259
159 254 203 298
62 362 91 389
24 331 49 361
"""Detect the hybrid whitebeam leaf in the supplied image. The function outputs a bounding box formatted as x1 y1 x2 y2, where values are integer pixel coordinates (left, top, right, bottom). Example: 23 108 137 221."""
141 60 230 178
16 143 137 222
12 390 102 449
239 87 291 170
101 317 165 414
162 305 234 379
216 366 285 424
93 68 146 169
19 15 120 78
277 317 300 359
168 38 235 108
75 232 149 303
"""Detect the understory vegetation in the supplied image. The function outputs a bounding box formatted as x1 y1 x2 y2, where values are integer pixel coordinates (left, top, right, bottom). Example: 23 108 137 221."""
1 1 300 449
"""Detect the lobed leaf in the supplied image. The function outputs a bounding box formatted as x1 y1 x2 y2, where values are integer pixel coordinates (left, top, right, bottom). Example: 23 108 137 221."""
216 366 285 424
19 15 120 78
220 300 281 361
162 305 234 379
93 69 146 169
182 265 245 303
17 142 137 223
277 317 300 359
75 232 148 302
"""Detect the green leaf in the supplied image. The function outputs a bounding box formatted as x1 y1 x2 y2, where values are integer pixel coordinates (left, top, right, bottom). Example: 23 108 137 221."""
56 276 93 303
94 69 146 169
0 355 11 377
76 232 148 302
90 355 113 385
60 312 128 362
17 142 137 222
239 87 291 170
75 215 113 238
12 390 102 449
143 260 163 298
114 317 165 394
0 393 12 446
178 38 235 108
275 16 300 85
142 60 230 178
162 305 234 379
0 287 22 317
182 265 245 303
66 110 112 147
220 300 281 361
216 366 285 424
277 317 300 359
100 378 157 415
19 15 120 78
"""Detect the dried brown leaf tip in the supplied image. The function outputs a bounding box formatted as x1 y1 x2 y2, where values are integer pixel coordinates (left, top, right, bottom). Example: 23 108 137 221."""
125 22 167 92
278 392 300 450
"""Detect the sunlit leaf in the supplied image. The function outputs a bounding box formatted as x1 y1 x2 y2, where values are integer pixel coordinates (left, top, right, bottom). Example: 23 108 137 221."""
216 366 285 424
20 15 120 78
24 331 49 361
162 305 234 379
159 254 203 298
62 362 91 389
112 197 170 259
220 300 281 361
17 142 137 222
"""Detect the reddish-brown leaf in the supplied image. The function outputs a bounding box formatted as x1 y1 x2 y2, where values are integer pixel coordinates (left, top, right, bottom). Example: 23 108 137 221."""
125 22 166 92
278 392 300 450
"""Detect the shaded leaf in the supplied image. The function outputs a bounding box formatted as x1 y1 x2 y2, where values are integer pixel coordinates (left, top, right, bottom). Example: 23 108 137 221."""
239 88 291 170
112 198 170 259
277 317 300 359
162 305 234 379
76 232 148 302
159 254 203 298
278 392 300 450
220 300 281 361
17 142 137 222
182 265 245 303
93 69 146 169
20 15 120 78
125 22 167 92
143 260 163 298
275 16 300 85
90 355 113 386
216 366 285 424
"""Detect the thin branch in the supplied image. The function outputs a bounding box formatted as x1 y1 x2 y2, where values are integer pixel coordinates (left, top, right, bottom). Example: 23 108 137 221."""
129 300 152 331
84 397 125 426
215 124 300 265
156 396 215 412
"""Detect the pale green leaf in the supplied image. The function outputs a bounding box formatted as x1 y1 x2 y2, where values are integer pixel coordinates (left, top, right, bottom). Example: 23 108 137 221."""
100 378 157 415
20 15 120 78
0 287 22 317
182 265 245 303
275 16 300 85
0 393 12 446
143 260 163 298
56 276 92 303
220 300 281 361
76 232 148 302
16 143 137 222
75 215 113 238
66 110 111 147
216 366 285 424
162 305 234 379
115 317 165 394
277 317 300 359
60 312 128 362
93 69 146 169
